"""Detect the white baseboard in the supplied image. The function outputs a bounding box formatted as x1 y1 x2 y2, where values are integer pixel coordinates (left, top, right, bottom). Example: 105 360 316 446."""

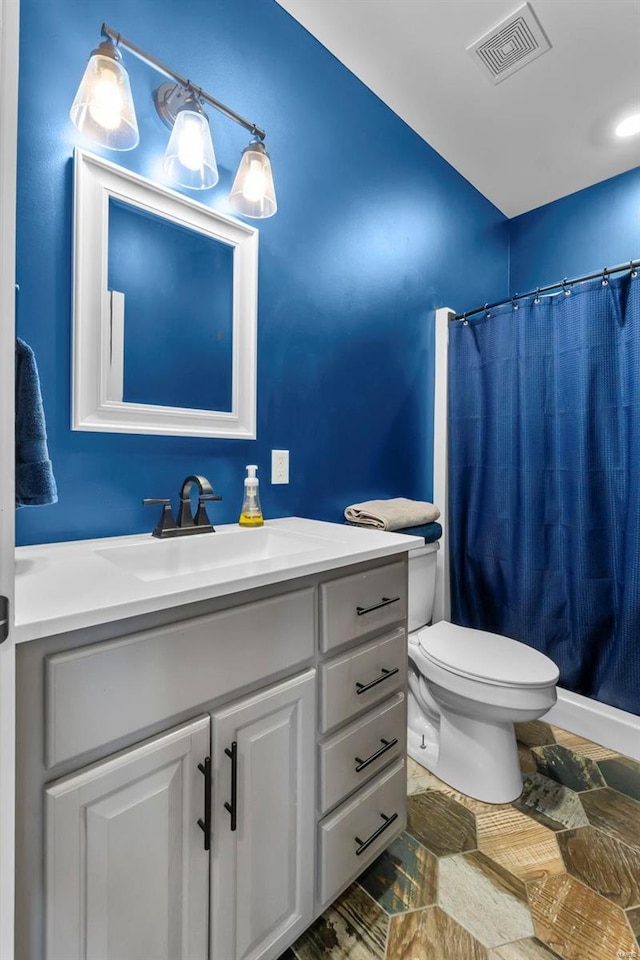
545 687 640 761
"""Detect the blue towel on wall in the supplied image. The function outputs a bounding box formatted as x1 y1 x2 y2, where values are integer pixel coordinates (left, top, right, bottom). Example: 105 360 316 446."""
15 338 57 507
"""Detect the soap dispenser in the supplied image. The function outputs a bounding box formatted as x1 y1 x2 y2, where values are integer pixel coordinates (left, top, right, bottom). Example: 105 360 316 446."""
238 464 264 527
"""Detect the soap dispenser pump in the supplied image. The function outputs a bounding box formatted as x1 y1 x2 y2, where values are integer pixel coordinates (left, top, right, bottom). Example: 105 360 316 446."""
239 464 264 527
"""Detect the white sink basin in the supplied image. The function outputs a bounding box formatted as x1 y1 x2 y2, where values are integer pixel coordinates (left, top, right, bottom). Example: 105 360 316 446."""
94 526 328 582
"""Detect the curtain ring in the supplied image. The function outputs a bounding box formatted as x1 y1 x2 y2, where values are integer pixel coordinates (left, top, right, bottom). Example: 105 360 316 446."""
630 260 638 279
512 294 519 310
534 287 541 304
562 278 571 296
601 266 609 286
462 312 469 326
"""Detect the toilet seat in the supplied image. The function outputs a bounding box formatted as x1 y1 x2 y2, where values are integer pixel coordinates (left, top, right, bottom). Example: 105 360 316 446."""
416 621 559 688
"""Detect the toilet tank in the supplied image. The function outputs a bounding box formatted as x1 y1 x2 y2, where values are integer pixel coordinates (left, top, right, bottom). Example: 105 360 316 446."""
407 539 440 632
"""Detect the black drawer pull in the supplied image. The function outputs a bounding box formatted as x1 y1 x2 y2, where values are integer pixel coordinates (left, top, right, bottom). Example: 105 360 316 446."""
356 667 399 695
356 596 400 617
224 741 238 832
355 737 399 773
355 811 398 856
197 756 211 851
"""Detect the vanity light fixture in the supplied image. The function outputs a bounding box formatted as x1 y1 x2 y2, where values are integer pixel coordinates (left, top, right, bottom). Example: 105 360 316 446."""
155 84 219 190
70 24 276 217
70 37 139 150
229 139 277 219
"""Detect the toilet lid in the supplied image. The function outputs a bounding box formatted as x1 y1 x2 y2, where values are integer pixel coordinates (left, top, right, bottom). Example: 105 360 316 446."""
417 621 559 687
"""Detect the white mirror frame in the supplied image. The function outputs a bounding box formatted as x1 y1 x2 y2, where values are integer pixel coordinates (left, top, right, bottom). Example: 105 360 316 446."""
72 148 258 438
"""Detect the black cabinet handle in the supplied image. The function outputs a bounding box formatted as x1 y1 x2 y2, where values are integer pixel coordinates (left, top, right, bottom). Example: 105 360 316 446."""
355 812 398 856
356 596 400 616
355 667 399 695
224 741 238 832
197 756 211 851
355 737 399 773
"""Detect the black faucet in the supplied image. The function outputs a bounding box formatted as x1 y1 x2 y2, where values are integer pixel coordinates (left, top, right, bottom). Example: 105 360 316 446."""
143 474 222 538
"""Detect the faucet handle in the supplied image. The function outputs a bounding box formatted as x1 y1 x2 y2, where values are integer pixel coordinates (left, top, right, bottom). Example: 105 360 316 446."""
143 498 178 538
195 492 222 528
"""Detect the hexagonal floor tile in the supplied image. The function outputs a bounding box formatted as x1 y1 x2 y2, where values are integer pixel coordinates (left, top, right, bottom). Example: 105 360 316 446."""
532 745 606 792
581 787 640 851
356 830 437 915
476 807 565 883
556 825 640 909
438 850 534 947
515 722 557 748
513 772 588 832
597 756 640 802
387 905 487 960
518 743 538 774
488 939 562 959
407 757 439 796
407 790 477 857
289 883 388 960
528 873 637 960
549 727 618 761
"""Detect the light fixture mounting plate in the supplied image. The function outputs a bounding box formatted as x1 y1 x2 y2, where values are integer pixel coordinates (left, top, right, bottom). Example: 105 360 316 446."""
154 82 195 128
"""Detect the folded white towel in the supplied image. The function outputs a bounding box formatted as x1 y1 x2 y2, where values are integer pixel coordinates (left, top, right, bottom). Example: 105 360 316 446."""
344 497 440 531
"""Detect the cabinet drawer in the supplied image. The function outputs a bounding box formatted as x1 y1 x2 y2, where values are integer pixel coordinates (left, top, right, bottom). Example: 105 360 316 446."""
46 588 315 766
318 757 406 907
320 561 407 653
319 627 406 734
319 693 405 814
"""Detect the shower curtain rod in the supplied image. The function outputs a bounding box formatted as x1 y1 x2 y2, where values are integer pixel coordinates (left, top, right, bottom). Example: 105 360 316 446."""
453 257 640 322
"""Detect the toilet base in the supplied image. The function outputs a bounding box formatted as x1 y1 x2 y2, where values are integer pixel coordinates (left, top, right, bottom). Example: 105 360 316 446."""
407 692 524 804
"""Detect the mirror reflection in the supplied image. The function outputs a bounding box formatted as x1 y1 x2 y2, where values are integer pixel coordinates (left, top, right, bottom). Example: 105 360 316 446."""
107 198 234 413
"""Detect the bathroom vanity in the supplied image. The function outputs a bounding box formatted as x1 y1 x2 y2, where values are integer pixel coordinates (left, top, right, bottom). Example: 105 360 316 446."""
14 519 414 960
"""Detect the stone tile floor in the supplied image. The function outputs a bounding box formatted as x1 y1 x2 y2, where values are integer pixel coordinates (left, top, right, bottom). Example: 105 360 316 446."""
280 721 640 960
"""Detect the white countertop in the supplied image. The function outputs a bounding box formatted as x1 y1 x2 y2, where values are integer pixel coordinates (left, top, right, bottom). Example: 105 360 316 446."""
14 517 420 643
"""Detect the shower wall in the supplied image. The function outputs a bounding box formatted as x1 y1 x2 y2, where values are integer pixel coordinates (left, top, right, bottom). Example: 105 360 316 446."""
509 166 640 293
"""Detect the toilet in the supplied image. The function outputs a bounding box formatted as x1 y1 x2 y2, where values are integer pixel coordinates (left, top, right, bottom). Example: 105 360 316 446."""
406 539 559 804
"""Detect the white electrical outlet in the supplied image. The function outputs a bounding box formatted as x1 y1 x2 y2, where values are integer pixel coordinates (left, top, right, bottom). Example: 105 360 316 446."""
271 449 289 484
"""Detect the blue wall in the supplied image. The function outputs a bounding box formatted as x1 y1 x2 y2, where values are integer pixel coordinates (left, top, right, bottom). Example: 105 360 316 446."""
509 167 640 293
16 0 508 545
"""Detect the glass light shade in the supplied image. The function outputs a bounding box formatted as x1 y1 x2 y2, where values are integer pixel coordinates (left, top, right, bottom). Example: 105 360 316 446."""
162 108 219 190
70 48 139 150
229 141 277 219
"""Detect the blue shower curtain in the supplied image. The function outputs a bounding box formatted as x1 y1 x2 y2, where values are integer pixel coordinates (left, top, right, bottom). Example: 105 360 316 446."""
448 270 640 715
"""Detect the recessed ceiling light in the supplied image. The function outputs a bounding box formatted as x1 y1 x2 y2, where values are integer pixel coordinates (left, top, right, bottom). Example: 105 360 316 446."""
615 112 640 138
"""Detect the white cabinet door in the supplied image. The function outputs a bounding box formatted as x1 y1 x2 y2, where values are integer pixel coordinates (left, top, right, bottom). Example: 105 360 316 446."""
211 670 315 960
45 716 210 960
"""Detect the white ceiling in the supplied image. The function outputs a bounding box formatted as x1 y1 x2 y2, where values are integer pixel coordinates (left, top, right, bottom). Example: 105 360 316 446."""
276 0 640 217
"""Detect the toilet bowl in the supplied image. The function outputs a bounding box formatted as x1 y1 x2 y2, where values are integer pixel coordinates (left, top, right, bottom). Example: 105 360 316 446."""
405 540 559 803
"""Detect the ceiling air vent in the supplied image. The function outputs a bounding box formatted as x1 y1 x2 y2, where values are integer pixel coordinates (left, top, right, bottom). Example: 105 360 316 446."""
467 2 551 85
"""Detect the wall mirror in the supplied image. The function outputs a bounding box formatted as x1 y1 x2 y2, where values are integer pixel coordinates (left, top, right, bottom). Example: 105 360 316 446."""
72 149 258 438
